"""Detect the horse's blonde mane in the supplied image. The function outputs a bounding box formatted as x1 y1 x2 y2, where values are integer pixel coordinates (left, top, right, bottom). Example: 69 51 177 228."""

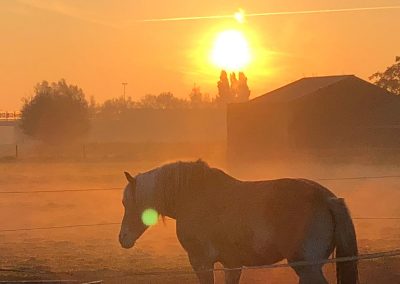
154 160 210 217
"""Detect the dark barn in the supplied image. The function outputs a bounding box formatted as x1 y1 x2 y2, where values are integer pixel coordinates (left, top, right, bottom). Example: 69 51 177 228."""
227 75 400 164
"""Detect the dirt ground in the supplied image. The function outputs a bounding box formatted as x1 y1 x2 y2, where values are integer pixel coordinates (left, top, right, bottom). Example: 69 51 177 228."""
0 159 399 283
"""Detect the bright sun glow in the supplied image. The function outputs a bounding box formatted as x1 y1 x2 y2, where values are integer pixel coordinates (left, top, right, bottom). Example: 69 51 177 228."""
234 9 245 23
211 30 251 71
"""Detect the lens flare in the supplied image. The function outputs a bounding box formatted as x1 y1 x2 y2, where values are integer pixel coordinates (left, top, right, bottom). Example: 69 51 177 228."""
141 208 158 226
234 9 245 23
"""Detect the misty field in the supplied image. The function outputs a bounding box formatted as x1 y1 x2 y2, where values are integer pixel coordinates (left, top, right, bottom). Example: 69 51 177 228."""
0 160 399 283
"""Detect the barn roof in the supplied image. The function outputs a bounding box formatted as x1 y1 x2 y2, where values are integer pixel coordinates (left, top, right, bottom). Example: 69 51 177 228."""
251 75 356 104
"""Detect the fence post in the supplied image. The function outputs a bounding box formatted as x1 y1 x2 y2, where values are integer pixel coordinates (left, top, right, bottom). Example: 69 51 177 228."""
82 144 86 159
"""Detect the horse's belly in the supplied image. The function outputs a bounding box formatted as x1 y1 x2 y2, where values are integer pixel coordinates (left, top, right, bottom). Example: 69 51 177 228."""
218 241 283 267
217 225 284 266
214 219 285 266
245 243 283 266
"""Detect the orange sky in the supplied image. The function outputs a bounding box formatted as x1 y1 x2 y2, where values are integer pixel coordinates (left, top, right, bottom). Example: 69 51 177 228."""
1 0 400 109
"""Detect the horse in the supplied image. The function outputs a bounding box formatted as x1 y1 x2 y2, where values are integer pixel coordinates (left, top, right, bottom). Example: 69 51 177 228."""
119 160 358 284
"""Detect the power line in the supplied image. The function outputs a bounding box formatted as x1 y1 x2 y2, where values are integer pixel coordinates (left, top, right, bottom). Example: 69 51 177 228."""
122 82 128 101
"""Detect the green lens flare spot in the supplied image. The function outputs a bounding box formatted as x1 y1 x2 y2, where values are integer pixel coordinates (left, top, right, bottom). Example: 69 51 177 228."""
141 208 158 226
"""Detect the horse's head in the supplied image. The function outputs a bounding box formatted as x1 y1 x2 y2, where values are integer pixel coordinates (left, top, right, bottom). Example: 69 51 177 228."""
119 171 149 248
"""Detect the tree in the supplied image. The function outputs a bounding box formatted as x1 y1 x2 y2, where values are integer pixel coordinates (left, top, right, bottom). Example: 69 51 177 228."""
99 96 137 117
189 84 208 108
188 85 214 108
216 70 251 104
20 79 90 145
88 95 98 117
189 84 203 108
216 70 235 104
237 72 251 102
369 56 400 95
139 92 188 109
230 72 239 99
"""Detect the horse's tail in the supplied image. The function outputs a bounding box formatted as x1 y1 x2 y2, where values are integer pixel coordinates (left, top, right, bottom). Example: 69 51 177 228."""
328 197 359 284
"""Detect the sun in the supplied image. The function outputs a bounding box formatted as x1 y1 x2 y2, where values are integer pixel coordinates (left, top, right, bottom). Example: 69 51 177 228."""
211 30 251 71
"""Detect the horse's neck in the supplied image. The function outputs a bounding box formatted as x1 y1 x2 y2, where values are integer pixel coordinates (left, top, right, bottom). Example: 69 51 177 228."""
156 163 206 219
155 167 180 219
136 169 158 206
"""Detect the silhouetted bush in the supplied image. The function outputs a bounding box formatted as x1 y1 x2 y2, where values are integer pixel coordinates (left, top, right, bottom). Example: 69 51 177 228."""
20 79 90 145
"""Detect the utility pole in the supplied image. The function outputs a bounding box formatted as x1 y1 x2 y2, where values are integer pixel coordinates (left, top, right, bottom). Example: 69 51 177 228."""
122 82 128 101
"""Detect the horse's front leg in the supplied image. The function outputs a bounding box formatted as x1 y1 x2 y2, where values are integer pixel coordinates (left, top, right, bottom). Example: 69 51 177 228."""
188 253 214 284
225 268 242 284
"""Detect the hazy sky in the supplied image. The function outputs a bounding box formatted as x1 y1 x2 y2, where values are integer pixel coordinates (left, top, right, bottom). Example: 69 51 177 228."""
1 0 400 109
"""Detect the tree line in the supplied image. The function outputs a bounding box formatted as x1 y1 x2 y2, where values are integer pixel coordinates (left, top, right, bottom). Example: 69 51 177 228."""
19 71 251 144
96 70 251 116
19 57 400 145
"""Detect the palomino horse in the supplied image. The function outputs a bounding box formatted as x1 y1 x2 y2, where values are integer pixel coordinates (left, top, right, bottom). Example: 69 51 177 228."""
119 160 358 284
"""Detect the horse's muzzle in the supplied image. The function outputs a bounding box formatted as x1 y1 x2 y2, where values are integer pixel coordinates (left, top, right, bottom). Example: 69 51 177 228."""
119 232 135 249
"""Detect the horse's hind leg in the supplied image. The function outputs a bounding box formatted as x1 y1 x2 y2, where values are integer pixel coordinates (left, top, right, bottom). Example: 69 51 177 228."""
224 269 242 284
291 265 328 284
290 204 333 284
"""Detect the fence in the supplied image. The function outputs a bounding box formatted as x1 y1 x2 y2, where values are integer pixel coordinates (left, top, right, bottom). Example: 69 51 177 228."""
0 112 21 121
0 281 102 284
0 174 399 282
0 142 226 163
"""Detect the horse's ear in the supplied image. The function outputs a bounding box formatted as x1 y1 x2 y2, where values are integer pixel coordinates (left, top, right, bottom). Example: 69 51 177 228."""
124 172 135 184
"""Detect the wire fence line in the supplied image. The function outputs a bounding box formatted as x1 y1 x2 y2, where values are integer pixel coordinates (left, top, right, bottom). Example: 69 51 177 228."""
0 173 398 233
1 173 400 195
0 216 399 233
0 268 28 273
0 175 398 280
222 249 400 272
316 174 400 181
128 249 400 275
2 250 399 277
0 281 103 284
0 188 121 194
0 222 121 233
